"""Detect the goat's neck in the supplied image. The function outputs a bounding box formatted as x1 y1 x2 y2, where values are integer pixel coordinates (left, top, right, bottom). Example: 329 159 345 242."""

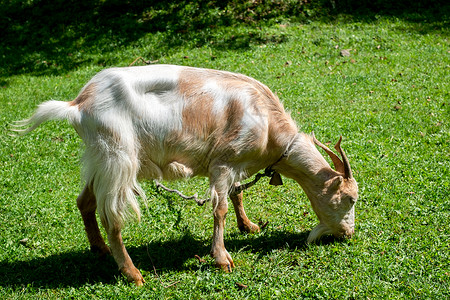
274 133 336 196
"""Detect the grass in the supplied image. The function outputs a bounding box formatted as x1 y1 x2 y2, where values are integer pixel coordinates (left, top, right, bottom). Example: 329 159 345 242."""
1 2 449 299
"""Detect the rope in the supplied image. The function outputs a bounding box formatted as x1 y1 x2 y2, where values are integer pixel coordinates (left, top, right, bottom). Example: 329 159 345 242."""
153 134 297 205
154 167 276 206
154 180 209 206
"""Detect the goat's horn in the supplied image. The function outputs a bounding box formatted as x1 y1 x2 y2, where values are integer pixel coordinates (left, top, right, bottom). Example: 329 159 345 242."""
334 136 353 179
312 132 345 174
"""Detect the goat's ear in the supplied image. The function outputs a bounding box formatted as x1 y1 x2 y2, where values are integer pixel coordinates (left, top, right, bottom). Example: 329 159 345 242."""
328 175 344 191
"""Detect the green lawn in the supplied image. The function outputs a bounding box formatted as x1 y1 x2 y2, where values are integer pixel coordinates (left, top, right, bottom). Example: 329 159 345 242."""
1 3 449 299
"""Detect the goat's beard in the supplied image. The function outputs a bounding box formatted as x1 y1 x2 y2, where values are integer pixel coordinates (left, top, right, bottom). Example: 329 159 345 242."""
307 223 333 243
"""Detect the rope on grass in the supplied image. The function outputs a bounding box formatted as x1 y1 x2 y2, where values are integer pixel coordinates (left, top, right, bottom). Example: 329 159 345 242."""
154 180 209 206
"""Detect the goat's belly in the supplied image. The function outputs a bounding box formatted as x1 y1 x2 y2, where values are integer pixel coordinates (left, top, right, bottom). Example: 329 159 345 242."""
138 157 206 181
161 161 195 180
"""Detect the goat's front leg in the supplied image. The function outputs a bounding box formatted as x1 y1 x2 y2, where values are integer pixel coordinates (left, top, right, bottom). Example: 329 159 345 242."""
76 184 111 257
230 182 260 234
210 187 235 272
106 224 145 286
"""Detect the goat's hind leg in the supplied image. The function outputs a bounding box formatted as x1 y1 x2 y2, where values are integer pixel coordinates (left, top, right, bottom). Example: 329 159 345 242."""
76 184 111 257
105 223 145 286
90 144 145 286
230 182 260 234
77 182 144 285
91 181 144 285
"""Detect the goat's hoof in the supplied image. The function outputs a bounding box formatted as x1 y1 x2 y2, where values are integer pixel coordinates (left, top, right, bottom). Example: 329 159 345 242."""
212 248 235 273
216 262 234 273
134 278 145 287
214 255 235 273
238 222 260 234
120 266 145 286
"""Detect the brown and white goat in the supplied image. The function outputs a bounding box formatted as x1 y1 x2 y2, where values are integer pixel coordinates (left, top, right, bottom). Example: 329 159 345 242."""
15 65 358 285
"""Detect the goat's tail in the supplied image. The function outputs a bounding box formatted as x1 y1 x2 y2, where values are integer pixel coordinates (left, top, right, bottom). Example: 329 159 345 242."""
11 100 81 135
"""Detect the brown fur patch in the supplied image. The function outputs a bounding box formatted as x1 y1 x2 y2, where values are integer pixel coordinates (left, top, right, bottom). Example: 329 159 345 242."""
165 67 298 176
70 83 96 112
177 68 244 140
220 98 244 145
212 68 298 154
181 92 216 139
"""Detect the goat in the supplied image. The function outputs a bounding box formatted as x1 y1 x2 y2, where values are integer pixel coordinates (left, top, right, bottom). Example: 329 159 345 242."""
14 64 358 286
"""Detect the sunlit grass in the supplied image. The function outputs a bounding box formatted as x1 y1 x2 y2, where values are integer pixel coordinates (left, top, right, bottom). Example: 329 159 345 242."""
1 8 449 299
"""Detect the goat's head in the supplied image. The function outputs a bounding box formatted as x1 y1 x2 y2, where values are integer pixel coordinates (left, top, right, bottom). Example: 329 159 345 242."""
306 134 358 243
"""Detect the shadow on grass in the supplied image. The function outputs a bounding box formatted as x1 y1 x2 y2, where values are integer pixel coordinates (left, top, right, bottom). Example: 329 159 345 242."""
1 0 448 78
0 0 296 78
0 228 340 289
